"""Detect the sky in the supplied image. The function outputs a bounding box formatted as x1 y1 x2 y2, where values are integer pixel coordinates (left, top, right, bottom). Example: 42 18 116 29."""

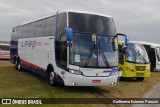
0 0 160 44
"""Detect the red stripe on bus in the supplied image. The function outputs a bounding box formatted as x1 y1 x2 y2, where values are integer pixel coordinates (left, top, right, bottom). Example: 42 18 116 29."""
0 58 9 60
20 59 46 71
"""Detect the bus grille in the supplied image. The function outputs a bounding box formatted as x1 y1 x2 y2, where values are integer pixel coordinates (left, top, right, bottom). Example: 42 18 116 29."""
135 66 146 71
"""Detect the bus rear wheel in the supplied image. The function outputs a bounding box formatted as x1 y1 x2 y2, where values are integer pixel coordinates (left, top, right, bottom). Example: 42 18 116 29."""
136 77 144 81
16 59 22 71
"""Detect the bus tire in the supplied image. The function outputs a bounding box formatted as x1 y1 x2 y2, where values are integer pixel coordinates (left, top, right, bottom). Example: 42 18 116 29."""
16 59 22 71
13 56 16 64
136 77 144 81
15 60 18 70
48 69 56 86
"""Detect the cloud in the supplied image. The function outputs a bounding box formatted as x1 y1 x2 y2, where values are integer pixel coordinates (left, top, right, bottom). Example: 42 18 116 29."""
0 0 160 44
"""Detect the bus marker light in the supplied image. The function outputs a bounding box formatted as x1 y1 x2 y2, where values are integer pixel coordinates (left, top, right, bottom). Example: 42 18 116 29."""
111 82 116 85
72 82 75 85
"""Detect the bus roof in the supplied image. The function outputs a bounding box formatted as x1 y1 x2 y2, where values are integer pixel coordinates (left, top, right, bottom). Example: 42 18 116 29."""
14 10 112 28
130 41 160 48
64 10 112 18
118 41 144 45
118 41 159 47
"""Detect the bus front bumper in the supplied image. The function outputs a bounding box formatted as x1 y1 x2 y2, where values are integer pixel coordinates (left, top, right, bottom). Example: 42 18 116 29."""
63 74 119 86
122 71 150 78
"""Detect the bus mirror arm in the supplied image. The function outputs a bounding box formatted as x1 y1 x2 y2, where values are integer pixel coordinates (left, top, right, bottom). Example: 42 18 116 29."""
116 33 129 47
112 33 129 51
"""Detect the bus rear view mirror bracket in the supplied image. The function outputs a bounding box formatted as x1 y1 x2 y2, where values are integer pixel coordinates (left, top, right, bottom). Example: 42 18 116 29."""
66 27 73 45
116 33 129 47
112 33 129 51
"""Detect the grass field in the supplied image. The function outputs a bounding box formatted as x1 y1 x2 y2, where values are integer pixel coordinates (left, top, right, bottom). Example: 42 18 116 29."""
0 61 160 107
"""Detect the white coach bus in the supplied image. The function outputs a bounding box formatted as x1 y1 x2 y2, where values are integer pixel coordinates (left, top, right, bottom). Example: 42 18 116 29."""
140 42 160 71
131 41 160 71
10 10 129 86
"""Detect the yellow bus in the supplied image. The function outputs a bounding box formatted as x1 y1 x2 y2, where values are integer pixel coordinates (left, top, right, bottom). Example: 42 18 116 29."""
118 41 150 81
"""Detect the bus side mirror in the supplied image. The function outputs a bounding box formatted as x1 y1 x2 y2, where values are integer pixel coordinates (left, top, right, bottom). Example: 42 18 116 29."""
66 28 73 44
116 33 129 47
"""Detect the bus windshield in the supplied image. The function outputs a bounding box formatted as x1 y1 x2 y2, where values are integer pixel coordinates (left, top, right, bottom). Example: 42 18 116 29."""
156 48 160 61
125 43 149 64
69 33 118 68
69 12 116 36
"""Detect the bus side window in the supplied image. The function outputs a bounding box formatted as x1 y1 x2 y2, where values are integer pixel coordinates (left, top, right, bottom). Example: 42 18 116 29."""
28 22 36 38
60 33 67 66
119 44 124 65
43 17 55 36
35 20 44 37
16 27 21 39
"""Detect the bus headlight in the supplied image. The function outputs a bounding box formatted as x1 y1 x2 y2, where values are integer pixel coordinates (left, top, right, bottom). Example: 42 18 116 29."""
127 67 134 72
69 69 82 75
110 71 118 76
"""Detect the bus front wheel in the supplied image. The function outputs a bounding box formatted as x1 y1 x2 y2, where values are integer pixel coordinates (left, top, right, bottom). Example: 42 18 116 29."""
136 77 144 81
48 70 56 86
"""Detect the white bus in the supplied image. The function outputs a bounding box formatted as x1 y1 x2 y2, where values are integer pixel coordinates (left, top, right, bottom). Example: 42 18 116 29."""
10 10 129 86
143 42 160 71
132 41 160 71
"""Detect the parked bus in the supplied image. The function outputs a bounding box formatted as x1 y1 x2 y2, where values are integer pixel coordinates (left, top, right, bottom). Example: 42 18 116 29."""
0 43 10 61
10 10 129 86
118 41 150 81
135 42 160 71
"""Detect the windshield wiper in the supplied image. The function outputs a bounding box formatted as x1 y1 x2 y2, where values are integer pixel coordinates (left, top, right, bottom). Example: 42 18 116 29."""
98 43 110 67
134 48 147 64
84 43 110 67
84 44 96 67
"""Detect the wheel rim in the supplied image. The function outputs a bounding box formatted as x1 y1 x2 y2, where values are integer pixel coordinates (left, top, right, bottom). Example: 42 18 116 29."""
15 60 19 70
18 63 21 70
49 72 54 84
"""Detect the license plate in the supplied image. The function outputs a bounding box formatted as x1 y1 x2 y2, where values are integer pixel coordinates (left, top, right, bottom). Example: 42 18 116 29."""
92 80 101 83
137 74 143 77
